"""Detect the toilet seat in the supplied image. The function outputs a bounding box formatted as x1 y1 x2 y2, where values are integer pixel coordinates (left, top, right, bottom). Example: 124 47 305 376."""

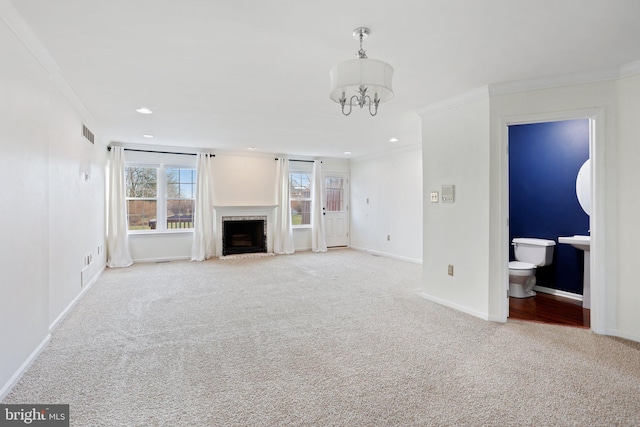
509 261 535 270
508 261 535 278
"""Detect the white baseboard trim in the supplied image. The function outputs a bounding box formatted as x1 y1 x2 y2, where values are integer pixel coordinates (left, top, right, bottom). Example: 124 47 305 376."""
0 334 51 401
350 246 422 264
418 292 490 321
132 256 191 263
487 314 507 323
604 329 640 344
533 285 583 301
49 265 105 331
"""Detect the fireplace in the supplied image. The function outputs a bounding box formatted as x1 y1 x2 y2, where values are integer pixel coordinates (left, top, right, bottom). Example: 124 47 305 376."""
222 216 267 256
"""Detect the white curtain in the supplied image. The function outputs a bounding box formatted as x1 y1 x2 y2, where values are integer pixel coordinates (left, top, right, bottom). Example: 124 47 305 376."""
191 153 216 261
311 160 327 252
273 157 294 254
107 146 133 268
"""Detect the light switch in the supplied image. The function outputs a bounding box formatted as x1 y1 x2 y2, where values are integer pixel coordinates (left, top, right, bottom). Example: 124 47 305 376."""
430 192 439 203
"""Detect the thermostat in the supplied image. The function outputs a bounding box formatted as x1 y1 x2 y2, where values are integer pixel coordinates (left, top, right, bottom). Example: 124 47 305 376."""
442 185 455 203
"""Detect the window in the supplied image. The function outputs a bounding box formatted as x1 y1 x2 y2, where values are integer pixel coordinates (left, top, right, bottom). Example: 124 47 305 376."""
166 168 195 229
125 165 195 231
125 166 157 230
290 170 311 226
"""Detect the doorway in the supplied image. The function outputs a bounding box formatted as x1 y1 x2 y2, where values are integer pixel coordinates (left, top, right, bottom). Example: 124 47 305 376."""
323 172 349 247
499 109 604 332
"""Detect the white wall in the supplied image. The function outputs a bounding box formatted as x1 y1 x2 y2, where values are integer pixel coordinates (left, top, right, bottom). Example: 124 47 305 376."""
489 80 619 332
127 154 350 260
350 146 423 263
212 154 278 207
615 72 640 341
418 75 640 341
0 16 106 397
420 97 491 318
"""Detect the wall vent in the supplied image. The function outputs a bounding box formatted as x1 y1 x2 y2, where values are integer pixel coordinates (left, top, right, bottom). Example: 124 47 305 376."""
82 124 95 144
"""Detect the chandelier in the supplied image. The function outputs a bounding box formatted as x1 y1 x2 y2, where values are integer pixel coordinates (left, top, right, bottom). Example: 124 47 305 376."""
329 27 394 116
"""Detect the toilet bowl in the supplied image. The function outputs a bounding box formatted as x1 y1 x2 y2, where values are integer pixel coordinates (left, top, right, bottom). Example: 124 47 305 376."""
509 238 555 299
508 261 537 298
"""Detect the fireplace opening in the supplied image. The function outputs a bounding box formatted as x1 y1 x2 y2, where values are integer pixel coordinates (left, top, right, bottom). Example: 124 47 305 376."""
222 219 266 256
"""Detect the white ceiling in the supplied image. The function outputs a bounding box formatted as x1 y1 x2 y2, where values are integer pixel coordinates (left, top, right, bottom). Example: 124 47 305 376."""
8 0 640 158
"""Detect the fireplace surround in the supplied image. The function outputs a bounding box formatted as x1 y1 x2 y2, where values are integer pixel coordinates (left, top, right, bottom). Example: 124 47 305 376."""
215 206 276 257
221 215 268 256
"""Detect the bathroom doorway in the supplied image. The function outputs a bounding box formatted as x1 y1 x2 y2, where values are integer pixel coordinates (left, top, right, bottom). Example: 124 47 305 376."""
501 111 601 329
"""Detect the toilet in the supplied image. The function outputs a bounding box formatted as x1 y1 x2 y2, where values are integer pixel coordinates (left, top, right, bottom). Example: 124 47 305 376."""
509 238 556 298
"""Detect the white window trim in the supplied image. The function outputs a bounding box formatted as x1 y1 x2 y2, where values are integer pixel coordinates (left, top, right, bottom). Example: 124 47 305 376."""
125 162 195 234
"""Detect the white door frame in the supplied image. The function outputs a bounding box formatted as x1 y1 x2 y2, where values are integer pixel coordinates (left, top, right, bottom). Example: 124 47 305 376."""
498 108 607 334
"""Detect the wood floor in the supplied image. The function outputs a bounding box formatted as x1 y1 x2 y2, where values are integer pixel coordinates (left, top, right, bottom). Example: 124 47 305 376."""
509 292 590 328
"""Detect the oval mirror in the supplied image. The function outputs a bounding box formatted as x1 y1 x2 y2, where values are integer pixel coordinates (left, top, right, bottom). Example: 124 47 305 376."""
576 159 591 216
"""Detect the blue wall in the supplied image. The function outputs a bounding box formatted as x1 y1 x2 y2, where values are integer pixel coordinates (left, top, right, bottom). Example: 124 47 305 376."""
509 119 589 295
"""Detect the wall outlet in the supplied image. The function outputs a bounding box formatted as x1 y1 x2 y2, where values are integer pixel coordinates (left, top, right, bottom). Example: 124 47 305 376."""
448 264 454 276
387 235 391 241
430 191 439 203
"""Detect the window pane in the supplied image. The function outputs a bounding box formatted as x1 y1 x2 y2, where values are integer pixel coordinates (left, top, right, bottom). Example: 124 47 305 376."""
167 199 194 229
291 200 311 225
166 168 179 184
325 177 344 212
180 183 195 199
127 200 157 230
166 168 195 198
290 172 311 199
126 167 157 198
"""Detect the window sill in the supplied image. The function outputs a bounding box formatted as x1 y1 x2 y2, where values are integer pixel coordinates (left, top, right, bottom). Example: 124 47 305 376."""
292 225 312 230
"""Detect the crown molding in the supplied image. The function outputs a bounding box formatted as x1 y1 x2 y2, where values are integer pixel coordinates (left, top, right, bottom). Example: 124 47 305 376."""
349 143 422 163
619 60 640 79
488 67 622 97
415 86 490 117
0 0 98 130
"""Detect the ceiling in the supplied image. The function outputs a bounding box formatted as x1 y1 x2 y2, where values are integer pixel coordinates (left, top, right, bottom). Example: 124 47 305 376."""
8 0 640 158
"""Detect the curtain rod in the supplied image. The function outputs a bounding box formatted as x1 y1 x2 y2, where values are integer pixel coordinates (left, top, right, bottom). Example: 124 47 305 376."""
107 147 214 157
274 158 318 163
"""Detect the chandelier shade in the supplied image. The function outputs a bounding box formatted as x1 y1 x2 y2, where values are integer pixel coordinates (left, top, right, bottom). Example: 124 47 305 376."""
329 27 394 116
329 58 394 104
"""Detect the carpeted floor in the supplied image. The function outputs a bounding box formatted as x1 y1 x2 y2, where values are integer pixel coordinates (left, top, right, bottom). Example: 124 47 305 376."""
4 249 640 426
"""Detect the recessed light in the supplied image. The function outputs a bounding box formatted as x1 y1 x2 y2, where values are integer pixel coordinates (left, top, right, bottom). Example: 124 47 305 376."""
143 134 154 138
136 107 153 114
344 151 352 155
389 137 399 143
248 147 257 150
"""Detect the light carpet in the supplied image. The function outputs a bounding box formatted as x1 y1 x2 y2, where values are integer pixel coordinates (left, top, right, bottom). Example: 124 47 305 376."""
4 249 640 426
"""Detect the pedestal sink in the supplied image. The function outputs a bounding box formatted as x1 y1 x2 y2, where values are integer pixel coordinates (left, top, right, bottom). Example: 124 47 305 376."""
558 235 590 308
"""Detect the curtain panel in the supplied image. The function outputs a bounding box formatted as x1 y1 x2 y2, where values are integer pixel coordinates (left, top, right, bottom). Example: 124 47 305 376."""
311 160 327 252
191 153 216 261
106 146 133 267
274 157 295 254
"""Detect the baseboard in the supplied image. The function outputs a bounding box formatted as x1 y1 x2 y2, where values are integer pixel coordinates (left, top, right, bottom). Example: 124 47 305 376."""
533 285 583 301
132 256 191 263
0 334 51 401
605 329 640 344
49 264 105 331
418 292 490 321
350 246 422 264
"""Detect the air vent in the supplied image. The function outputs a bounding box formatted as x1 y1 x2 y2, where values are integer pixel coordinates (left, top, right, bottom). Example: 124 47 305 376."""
82 124 95 144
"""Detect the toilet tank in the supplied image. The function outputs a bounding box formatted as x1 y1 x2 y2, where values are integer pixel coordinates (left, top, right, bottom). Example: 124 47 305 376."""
512 238 556 266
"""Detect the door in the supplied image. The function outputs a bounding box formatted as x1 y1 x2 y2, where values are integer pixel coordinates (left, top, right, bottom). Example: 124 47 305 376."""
323 173 349 247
